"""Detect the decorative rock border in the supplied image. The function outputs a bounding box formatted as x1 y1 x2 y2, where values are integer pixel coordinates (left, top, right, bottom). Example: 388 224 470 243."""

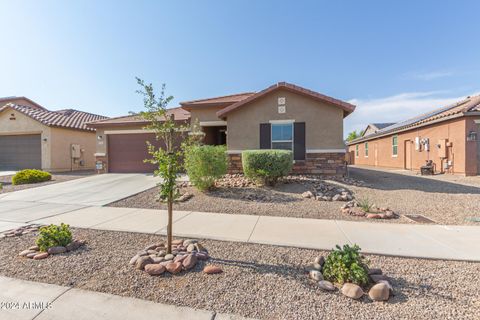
130 239 220 276
341 201 398 219
307 256 395 301
18 239 86 260
0 224 42 239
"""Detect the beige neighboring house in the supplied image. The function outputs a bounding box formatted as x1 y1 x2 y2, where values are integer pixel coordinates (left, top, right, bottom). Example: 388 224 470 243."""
0 96 107 172
89 82 355 176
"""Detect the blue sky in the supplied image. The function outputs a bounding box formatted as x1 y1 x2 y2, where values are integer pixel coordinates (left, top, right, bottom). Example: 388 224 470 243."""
1 0 479 136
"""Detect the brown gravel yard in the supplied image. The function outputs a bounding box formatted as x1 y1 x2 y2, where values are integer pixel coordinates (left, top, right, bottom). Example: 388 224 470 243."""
0 171 94 194
0 228 478 320
110 166 480 225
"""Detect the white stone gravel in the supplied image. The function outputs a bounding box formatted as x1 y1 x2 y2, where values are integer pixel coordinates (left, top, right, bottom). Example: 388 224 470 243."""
0 228 478 320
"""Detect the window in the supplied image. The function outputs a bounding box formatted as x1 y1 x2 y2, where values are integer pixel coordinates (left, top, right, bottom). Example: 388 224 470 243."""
271 123 293 150
365 142 369 157
392 135 398 156
355 145 359 157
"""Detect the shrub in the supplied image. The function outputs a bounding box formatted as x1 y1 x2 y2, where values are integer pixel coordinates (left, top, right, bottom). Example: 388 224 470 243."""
36 223 73 252
12 169 52 185
322 244 369 286
184 145 228 191
357 197 374 212
242 150 293 186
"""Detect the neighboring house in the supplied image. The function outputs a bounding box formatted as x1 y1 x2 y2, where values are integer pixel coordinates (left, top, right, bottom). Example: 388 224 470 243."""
347 95 480 175
362 123 395 137
0 97 107 171
89 82 355 175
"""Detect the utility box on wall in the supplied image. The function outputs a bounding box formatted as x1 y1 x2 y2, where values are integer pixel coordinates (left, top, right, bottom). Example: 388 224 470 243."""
71 144 81 159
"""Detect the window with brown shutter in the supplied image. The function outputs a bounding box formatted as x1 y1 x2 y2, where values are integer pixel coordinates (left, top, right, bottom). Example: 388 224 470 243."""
259 123 271 149
293 122 305 160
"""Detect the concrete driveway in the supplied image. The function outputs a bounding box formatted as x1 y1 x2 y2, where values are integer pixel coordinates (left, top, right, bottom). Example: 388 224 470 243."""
0 174 160 226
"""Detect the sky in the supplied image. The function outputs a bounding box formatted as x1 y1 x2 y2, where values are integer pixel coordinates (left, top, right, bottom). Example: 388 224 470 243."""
1 0 479 137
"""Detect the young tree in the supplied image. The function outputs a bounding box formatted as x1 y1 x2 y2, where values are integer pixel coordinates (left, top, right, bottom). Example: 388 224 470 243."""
135 77 188 254
346 130 361 142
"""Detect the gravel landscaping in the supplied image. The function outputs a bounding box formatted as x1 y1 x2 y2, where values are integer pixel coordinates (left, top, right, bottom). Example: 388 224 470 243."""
0 171 94 194
110 167 480 225
0 228 478 319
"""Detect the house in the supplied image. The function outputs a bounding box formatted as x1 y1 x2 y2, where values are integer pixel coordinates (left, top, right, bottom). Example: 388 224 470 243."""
362 123 395 137
0 97 107 171
89 82 355 175
347 95 480 175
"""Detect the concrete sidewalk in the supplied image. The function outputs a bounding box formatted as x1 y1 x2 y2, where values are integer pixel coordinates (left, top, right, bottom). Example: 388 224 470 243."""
31 206 480 262
0 276 250 320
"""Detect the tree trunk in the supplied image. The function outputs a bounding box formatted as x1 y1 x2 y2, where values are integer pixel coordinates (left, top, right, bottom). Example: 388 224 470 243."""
167 190 173 254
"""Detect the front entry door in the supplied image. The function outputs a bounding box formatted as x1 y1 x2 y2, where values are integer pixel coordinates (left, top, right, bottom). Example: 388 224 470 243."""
405 140 412 170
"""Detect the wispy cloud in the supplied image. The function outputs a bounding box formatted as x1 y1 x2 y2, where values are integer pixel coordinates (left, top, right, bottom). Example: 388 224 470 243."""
404 70 454 81
344 91 469 136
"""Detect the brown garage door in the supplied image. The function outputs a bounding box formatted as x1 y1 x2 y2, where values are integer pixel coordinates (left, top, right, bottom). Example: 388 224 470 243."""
0 134 42 170
108 133 162 173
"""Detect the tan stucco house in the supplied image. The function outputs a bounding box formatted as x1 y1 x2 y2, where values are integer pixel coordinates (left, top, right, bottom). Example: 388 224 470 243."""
0 97 107 171
347 95 480 175
89 82 355 175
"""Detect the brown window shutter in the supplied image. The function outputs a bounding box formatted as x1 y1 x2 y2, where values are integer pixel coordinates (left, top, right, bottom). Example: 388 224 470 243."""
294 122 306 160
259 123 271 149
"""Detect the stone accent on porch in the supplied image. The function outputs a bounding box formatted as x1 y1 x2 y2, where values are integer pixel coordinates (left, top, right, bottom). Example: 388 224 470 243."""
227 152 347 176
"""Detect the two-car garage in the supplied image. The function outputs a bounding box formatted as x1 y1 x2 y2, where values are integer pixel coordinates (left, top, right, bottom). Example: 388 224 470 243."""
0 134 42 170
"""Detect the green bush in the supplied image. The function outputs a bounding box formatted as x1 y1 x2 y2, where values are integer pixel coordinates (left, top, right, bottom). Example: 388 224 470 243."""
12 169 52 185
242 150 293 186
36 223 73 252
184 145 228 191
322 244 369 286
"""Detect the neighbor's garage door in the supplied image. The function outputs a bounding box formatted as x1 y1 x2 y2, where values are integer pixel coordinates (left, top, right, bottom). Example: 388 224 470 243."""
0 134 42 170
107 133 161 173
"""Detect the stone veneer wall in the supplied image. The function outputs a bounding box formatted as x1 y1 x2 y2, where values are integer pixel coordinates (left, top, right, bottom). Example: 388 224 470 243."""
227 152 346 176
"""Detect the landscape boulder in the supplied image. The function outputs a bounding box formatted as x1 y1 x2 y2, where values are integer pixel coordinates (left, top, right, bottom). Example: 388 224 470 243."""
341 283 364 300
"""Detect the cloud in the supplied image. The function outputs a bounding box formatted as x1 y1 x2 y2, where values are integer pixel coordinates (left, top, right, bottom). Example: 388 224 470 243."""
344 91 469 137
404 70 454 81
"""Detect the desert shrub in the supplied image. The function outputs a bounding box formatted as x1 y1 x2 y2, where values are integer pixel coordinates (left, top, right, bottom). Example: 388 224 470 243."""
322 244 369 286
357 197 374 212
184 145 228 191
12 169 52 185
36 223 72 252
242 150 293 186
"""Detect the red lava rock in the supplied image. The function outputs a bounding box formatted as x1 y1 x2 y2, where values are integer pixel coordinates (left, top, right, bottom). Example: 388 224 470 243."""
172 239 183 246
145 264 166 275
33 252 49 260
203 265 223 274
182 254 198 270
165 262 183 274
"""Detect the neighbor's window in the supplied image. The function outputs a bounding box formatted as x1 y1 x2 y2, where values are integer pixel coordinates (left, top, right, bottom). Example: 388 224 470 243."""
392 135 398 156
271 123 293 150
355 145 359 157
365 142 369 157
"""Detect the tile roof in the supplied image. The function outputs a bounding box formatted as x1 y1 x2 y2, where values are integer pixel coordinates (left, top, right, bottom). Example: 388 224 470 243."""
180 92 255 109
216 82 356 118
348 95 480 144
0 96 46 110
87 106 190 127
0 104 107 132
